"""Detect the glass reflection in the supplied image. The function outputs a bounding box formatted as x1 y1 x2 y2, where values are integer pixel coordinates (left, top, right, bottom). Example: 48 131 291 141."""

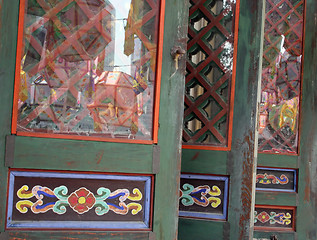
17 0 159 140
258 0 304 153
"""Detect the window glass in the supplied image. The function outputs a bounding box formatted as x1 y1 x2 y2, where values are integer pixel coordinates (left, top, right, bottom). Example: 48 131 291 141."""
258 0 304 154
16 0 160 141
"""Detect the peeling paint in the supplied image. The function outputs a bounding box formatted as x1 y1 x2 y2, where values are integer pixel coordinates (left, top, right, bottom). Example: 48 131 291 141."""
239 131 255 240
95 150 104 165
191 152 199 161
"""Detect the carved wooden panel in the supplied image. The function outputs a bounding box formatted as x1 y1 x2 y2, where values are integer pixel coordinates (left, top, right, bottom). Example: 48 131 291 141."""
6 170 152 230
179 173 229 220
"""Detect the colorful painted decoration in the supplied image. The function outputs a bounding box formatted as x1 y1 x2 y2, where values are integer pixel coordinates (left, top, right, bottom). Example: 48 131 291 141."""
7 170 152 230
179 174 229 220
256 167 297 192
254 206 295 231
255 211 291 225
179 184 221 208
14 0 161 140
256 173 289 185
16 185 142 216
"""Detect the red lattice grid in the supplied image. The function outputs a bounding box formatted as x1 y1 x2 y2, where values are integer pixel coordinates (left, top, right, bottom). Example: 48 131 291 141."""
258 0 304 154
183 0 237 148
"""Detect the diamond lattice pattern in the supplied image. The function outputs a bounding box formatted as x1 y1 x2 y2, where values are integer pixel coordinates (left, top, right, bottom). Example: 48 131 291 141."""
183 0 237 146
258 0 304 154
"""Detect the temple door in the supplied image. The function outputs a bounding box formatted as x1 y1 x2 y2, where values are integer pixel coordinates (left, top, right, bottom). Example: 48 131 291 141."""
0 0 188 239
254 0 317 239
178 0 264 239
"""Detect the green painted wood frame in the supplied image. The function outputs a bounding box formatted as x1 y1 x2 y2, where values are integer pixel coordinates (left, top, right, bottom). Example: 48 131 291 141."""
0 0 189 239
178 1 265 240
254 0 317 239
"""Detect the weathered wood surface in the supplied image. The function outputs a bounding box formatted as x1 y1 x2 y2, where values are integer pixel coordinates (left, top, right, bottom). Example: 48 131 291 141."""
296 0 317 239
255 192 297 206
0 231 150 240
151 0 188 239
13 136 153 173
0 0 188 239
0 0 19 233
226 1 264 239
179 0 264 239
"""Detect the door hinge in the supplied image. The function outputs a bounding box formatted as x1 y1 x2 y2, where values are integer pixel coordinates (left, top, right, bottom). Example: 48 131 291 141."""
5 135 15 167
152 144 160 174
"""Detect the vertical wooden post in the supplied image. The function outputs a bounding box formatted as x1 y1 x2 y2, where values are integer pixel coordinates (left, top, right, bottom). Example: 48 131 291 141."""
297 0 317 239
0 0 20 232
227 0 264 239
152 0 188 239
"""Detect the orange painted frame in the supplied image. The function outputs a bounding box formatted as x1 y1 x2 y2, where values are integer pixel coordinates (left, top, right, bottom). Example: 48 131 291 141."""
254 205 296 232
182 0 240 151
11 0 166 145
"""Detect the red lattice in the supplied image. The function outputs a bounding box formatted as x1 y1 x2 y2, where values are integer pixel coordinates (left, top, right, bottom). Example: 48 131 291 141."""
16 0 159 140
183 0 237 147
258 0 304 154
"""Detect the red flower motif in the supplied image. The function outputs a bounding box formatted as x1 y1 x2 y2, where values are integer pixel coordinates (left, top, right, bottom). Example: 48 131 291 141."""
257 211 270 223
67 187 96 214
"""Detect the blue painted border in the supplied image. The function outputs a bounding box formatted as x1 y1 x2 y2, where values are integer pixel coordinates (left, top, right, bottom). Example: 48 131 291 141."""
256 167 297 193
179 174 229 220
6 170 152 230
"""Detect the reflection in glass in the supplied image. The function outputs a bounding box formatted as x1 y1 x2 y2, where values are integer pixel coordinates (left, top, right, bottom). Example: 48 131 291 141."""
17 0 160 140
258 0 304 154
183 0 236 147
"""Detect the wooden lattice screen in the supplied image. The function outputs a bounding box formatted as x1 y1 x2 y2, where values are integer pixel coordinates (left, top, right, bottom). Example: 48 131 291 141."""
258 0 304 154
183 0 238 150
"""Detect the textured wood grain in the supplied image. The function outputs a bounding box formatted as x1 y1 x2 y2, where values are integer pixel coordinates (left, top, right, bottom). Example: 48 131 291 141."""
0 0 187 239
255 0 317 239
1 232 150 240
0 0 19 232
227 1 263 239
151 0 188 239
13 136 153 173
296 0 317 239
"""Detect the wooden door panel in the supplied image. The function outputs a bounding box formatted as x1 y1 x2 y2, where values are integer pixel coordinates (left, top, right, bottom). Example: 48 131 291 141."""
0 0 20 234
11 136 154 173
254 0 317 239
178 0 265 239
0 0 189 239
